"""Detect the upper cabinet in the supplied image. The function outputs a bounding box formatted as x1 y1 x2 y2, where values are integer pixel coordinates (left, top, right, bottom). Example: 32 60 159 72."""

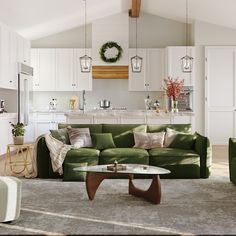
31 48 56 91
129 48 164 91
166 46 195 86
74 49 92 91
55 48 74 91
31 48 92 92
0 22 30 90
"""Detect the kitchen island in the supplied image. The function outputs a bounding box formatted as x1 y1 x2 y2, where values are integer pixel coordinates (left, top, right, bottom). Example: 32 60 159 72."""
64 110 195 131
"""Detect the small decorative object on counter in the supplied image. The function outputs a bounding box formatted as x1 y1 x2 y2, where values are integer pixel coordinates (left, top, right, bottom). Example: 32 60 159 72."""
11 122 25 145
107 160 127 172
154 100 160 113
49 98 57 110
144 95 152 110
69 96 78 110
163 77 184 113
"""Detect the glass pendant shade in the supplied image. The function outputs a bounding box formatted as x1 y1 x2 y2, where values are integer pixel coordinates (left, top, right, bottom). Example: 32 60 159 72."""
131 55 143 73
181 54 193 73
80 54 92 73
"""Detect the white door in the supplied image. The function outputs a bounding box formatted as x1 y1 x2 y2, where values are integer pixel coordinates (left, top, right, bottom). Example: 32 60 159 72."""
55 49 74 91
146 49 164 91
205 47 236 144
74 49 92 91
128 49 146 91
166 46 195 86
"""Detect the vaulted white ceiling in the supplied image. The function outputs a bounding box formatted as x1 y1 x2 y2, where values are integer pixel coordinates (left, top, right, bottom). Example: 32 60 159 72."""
0 0 235 40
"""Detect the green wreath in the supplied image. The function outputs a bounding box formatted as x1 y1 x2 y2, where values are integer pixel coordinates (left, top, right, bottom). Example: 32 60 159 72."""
99 41 123 63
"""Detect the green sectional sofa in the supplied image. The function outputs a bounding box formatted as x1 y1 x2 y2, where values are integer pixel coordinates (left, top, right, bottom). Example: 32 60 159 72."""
229 138 236 184
36 124 212 179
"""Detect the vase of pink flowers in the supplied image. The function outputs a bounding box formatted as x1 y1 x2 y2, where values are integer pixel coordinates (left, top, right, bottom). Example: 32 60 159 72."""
163 77 184 112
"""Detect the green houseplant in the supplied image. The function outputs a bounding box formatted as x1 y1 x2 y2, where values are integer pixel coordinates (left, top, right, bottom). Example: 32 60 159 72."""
11 122 25 145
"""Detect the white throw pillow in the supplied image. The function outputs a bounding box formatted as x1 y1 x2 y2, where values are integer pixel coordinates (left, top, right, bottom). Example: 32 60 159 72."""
67 128 93 148
133 131 166 149
164 128 180 147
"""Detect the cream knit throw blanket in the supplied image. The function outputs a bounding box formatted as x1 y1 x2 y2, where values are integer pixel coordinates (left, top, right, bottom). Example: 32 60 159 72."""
28 134 72 178
44 134 71 175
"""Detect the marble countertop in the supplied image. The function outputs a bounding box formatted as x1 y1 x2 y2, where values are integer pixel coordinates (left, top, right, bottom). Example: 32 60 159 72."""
0 113 17 119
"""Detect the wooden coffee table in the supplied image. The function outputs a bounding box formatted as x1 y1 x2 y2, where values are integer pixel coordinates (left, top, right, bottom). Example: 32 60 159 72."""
74 164 170 204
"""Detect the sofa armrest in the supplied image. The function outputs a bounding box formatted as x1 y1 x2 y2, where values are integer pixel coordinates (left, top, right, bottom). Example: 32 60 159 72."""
36 136 60 178
194 132 212 178
228 138 236 184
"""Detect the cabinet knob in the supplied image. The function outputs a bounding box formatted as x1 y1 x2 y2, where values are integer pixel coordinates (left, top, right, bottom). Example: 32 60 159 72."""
9 81 12 83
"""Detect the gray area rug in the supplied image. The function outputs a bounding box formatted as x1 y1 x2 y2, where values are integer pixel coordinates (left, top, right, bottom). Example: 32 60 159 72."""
0 176 236 235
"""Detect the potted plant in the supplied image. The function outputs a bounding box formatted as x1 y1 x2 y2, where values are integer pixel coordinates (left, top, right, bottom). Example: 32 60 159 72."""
11 122 25 145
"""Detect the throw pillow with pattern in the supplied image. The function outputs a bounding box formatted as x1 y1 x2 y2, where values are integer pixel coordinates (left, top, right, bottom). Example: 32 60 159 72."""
67 128 92 148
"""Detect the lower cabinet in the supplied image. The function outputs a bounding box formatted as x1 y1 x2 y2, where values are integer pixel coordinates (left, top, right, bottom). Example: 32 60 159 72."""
34 113 66 139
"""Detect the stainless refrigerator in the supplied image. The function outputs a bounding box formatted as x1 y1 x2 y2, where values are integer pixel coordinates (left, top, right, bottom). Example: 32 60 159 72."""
17 63 33 125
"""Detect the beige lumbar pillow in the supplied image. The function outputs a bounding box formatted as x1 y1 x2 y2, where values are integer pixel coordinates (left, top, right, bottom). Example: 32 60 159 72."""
67 128 92 148
164 128 180 147
133 131 166 149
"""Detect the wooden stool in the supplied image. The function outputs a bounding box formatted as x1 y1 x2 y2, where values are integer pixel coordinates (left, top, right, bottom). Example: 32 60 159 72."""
5 143 34 177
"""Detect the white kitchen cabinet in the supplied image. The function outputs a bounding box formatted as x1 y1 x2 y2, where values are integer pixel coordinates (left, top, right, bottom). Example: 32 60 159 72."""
55 49 75 91
0 23 17 90
166 46 195 86
0 116 16 155
17 34 31 65
205 47 236 144
146 49 164 91
0 23 30 90
129 48 164 91
31 48 92 92
31 49 56 91
34 112 66 139
128 49 147 91
74 49 92 91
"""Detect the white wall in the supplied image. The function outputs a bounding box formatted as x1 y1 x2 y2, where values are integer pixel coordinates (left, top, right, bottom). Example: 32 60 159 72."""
194 20 236 134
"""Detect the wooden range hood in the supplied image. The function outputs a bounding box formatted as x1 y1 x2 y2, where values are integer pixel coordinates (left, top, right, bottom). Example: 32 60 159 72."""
92 66 129 79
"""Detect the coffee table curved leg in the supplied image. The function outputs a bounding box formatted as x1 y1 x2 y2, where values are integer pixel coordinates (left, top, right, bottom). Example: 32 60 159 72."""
86 172 107 200
129 174 161 204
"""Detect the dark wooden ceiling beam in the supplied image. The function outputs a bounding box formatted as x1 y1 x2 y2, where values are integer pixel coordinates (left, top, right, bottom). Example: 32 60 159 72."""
129 0 141 18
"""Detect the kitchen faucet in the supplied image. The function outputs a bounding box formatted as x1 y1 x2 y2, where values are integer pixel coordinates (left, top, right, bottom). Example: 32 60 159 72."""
81 90 86 111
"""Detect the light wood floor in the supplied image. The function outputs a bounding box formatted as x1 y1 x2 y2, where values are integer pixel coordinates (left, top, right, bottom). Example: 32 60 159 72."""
0 146 229 178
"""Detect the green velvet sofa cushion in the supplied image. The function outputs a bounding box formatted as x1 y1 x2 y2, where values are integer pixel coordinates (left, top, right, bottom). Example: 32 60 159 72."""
102 124 147 148
91 133 116 150
66 148 100 158
170 133 197 150
50 128 70 144
63 162 87 182
149 148 200 166
147 124 192 133
58 124 103 134
100 148 149 165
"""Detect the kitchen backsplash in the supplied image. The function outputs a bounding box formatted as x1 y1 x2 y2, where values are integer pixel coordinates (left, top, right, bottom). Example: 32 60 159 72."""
32 80 165 110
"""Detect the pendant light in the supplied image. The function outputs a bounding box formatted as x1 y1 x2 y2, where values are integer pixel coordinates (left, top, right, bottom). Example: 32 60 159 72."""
181 0 193 73
80 0 92 73
131 0 142 73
